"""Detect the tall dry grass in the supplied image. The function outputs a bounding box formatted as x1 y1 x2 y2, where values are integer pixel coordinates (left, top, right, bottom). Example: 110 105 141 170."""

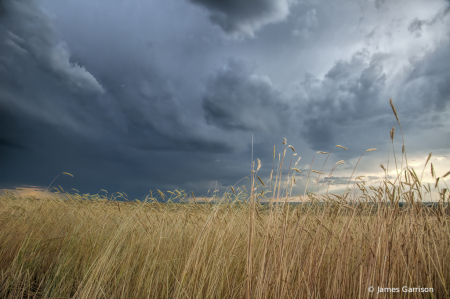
0 100 449 298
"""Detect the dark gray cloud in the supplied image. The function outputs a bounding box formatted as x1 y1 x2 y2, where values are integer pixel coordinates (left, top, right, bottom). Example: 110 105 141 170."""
374 0 386 9
0 0 239 198
402 41 450 113
408 18 425 37
202 58 292 133
0 1 104 95
188 0 292 37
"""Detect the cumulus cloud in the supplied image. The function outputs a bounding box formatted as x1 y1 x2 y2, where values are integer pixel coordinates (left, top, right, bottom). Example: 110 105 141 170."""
291 8 318 38
0 0 104 95
188 0 293 37
401 41 450 112
296 50 388 150
374 0 386 9
202 59 291 133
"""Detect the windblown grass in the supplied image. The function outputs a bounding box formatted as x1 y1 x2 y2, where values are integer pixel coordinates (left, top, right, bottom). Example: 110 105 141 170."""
0 100 449 298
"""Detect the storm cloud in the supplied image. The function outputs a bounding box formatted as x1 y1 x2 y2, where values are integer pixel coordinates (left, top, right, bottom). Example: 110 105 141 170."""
1 0 449 199
188 0 292 37
0 1 104 95
202 58 292 133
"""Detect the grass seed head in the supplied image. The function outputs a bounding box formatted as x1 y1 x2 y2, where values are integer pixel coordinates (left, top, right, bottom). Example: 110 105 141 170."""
335 145 347 150
311 170 324 174
425 152 432 167
390 99 400 124
390 127 395 140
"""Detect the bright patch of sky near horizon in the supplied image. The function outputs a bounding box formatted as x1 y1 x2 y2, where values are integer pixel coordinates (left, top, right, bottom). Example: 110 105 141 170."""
0 0 448 200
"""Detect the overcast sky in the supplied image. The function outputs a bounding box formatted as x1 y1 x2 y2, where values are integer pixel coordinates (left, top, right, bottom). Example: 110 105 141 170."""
1 0 449 201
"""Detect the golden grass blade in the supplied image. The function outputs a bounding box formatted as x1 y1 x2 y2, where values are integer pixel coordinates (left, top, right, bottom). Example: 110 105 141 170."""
335 145 347 150
311 170 324 174
288 145 295 152
292 168 301 173
366 148 377 152
231 186 235 194
257 159 262 171
317 151 330 154
62 172 74 177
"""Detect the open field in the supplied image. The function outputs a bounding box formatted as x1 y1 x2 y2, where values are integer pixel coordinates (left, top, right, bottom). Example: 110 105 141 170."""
1 190 449 299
